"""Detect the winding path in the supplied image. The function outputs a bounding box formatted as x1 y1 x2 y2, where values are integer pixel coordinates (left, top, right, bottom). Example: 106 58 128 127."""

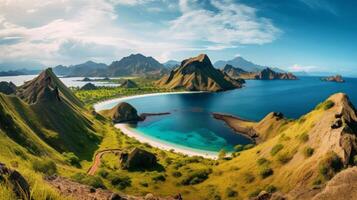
87 149 122 175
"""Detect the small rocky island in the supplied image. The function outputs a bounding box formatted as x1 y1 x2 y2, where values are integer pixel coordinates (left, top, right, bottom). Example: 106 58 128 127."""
222 65 297 80
321 75 345 83
100 102 143 123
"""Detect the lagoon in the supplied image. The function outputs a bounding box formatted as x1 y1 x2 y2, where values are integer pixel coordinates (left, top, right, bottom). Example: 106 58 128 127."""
95 76 357 153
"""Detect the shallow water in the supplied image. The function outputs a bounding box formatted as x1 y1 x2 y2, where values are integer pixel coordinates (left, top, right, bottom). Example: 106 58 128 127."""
96 76 357 153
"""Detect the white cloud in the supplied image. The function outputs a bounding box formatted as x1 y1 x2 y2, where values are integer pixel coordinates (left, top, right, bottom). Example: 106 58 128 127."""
0 0 281 66
167 0 281 45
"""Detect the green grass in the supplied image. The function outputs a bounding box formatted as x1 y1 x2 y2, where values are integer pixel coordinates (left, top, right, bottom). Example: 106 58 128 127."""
270 144 284 156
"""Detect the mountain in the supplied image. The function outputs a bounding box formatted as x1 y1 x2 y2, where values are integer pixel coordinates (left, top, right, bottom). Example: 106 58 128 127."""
13 68 100 157
156 54 243 92
163 60 180 68
53 61 107 77
214 56 267 72
107 54 167 77
0 68 40 76
224 66 297 80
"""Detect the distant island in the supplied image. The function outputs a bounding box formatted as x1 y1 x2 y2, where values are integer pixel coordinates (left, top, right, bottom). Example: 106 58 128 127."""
321 75 345 83
222 64 297 80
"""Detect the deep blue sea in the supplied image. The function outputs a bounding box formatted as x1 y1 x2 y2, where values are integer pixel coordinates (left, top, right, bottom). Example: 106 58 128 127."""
96 77 357 153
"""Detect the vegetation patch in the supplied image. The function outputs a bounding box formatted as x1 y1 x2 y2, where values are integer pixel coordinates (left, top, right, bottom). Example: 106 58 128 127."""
266 185 277 193
257 158 270 166
225 187 238 198
277 152 294 164
270 144 284 156
303 147 314 158
107 172 131 189
32 159 57 176
243 172 255 183
259 167 274 178
316 100 335 110
299 132 309 142
62 152 80 167
181 169 212 185
318 152 343 180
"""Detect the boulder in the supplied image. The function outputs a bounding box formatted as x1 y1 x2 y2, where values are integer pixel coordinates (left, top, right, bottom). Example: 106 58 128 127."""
120 148 157 170
0 81 16 95
100 102 142 123
0 162 30 199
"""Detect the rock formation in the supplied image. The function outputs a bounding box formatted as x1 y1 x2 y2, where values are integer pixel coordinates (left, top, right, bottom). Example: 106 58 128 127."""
100 102 142 123
321 75 345 83
81 83 97 90
0 81 16 95
120 148 157 170
0 163 30 199
222 64 247 78
120 79 138 88
156 54 243 92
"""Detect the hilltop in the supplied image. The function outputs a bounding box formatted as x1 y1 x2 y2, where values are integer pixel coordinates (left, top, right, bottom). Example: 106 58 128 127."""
156 54 244 92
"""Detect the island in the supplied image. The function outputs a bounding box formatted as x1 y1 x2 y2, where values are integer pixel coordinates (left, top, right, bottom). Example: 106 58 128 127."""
321 75 345 82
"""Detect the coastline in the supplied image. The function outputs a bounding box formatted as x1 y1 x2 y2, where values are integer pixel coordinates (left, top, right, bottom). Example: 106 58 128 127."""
212 112 259 143
116 124 218 159
93 91 206 111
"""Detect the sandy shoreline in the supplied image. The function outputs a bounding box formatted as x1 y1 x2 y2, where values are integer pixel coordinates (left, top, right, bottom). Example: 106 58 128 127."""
94 91 219 159
116 124 218 159
93 91 205 111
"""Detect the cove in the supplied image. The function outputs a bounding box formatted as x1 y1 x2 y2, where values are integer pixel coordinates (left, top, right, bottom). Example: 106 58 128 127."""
95 76 357 153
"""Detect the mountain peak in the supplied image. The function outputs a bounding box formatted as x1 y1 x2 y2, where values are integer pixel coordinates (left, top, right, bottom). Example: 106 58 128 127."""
182 54 212 68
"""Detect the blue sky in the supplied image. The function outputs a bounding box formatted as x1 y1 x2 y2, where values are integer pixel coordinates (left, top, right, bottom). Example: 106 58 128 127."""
0 0 356 75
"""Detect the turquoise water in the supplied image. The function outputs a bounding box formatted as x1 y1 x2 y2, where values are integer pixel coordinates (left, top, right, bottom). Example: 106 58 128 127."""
96 77 357 153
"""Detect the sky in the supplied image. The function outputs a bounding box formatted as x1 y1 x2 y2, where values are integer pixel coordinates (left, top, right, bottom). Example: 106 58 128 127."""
0 0 357 76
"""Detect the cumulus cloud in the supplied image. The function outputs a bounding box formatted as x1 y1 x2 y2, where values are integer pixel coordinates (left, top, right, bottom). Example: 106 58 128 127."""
167 0 281 45
0 0 281 66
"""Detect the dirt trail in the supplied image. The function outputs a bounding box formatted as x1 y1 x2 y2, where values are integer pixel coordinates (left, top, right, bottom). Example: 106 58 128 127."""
87 149 122 175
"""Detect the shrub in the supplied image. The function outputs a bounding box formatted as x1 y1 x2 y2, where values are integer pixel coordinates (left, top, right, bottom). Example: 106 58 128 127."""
98 169 109 178
277 152 293 164
257 158 269 166
62 152 80 167
225 187 238 197
303 147 314 158
249 188 262 198
266 185 277 193
243 172 255 183
140 182 148 187
318 152 343 180
299 132 309 142
71 173 105 189
218 149 227 159
323 100 335 110
107 172 131 189
259 167 273 178
354 155 357 166
172 171 182 177
152 174 166 182
243 144 254 150
32 159 57 175
270 144 284 156
181 169 211 185
234 145 243 152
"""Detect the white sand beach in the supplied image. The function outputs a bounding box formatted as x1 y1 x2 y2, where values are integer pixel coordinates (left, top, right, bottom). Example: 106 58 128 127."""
93 91 205 111
116 124 218 159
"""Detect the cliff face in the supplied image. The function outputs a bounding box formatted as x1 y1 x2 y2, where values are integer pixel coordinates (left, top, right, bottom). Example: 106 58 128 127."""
222 64 247 78
156 54 243 92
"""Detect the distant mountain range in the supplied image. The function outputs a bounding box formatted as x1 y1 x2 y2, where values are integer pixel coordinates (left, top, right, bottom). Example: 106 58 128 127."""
0 68 41 76
163 60 181 68
53 54 168 77
214 56 286 73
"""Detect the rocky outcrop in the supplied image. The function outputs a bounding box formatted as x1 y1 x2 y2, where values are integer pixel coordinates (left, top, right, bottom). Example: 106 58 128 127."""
81 83 97 90
120 148 157 170
100 102 142 123
0 163 30 199
121 79 138 88
0 81 16 95
156 54 243 92
312 167 357 200
321 75 345 83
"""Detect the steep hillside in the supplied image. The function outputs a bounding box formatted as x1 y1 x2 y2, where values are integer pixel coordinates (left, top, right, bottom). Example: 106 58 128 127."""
203 93 357 199
107 54 167 77
235 67 297 80
222 64 248 79
156 54 243 92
